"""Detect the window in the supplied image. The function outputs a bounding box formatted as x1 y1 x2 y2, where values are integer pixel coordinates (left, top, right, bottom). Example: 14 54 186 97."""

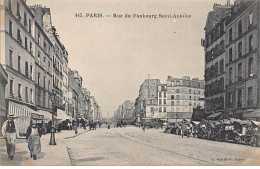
17 29 21 44
48 62 50 72
8 0 11 10
48 80 50 91
189 89 192 94
30 89 33 103
176 81 180 86
25 61 29 77
163 107 166 112
171 101 174 106
163 99 166 105
29 19 32 34
229 28 232 43
249 12 253 26
18 55 21 72
43 57 46 69
9 20 12 36
37 31 41 44
9 49 13 68
176 95 180 100
159 92 162 98
18 83 22 99
163 92 166 98
237 89 242 108
238 42 242 58
177 101 180 106
220 59 224 74
38 73 41 85
30 65 33 79
176 89 179 93
171 81 175 86
25 37 28 50
43 76 46 89
38 52 40 65
159 107 162 112
25 87 28 103
171 95 174 100
44 41 47 51
228 92 233 108
238 63 242 80
189 96 192 100
189 102 192 106
29 42 32 54
229 48 232 62
229 67 233 84
159 99 162 105
150 107 154 112
198 90 200 94
17 2 20 18
249 35 253 52
24 12 27 28
248 58 253 77
10 79 13 95
248 87 253 106
238 20 242 36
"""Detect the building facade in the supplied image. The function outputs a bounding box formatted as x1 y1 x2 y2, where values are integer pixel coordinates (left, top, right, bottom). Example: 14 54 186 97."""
0 64 8 133
203 3 232 112
204 0 260 121
166 76 205 122
225 0 260 120
0 0 36 111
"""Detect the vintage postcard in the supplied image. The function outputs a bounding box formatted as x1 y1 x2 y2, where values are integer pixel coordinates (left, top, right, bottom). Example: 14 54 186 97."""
0 0 260 166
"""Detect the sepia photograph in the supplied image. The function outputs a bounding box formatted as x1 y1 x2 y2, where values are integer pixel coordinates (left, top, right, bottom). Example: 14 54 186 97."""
0 0 260 166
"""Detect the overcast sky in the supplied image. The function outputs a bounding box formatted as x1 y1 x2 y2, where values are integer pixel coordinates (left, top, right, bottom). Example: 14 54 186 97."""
27 0 231 117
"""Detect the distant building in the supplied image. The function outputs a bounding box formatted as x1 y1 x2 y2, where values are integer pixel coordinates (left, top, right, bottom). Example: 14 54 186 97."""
135 79 161 118
166 76 205 122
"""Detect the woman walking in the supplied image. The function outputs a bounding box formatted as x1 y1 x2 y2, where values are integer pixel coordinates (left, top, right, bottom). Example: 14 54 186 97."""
26 117 42 160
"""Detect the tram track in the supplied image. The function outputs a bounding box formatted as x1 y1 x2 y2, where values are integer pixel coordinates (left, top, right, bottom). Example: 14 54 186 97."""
114 128 220 165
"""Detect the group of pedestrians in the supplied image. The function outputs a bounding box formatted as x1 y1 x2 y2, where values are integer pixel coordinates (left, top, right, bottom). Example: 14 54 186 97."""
1 114 42 160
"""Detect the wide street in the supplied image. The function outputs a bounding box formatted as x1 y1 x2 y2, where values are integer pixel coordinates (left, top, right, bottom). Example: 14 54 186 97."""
65 126 260 166
1 125 260 166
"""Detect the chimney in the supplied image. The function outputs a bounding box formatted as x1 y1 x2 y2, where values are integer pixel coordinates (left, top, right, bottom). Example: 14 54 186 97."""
227 0 230 6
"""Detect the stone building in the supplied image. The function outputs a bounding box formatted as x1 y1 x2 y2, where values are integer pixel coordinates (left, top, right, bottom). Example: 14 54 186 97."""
134 79 161 118
225 0 260 120
34 21 53 111
68 69 83 119
166 76 205 122
30 5 68 110
203 3 232 112
0 64 8 133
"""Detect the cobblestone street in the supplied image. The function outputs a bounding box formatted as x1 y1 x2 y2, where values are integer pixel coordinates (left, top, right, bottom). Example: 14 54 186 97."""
64 126 260 166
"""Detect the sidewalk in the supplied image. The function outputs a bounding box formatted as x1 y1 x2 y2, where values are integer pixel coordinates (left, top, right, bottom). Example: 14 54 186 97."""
0 128 88 166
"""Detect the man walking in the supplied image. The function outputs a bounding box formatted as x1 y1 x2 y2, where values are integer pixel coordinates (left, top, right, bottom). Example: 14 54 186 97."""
1 114 19 160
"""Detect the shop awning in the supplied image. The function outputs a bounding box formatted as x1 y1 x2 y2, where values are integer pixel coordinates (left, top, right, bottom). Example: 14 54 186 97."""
243 110 260 118
207 112 223 119
57 109 73 121
37 110 52 121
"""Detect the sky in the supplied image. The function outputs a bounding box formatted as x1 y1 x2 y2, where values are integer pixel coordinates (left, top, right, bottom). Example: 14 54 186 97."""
27 0 231 118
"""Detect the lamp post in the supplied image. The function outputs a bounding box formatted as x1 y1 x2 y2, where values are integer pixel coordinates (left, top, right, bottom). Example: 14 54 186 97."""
176 113 178 124
49 90 57 145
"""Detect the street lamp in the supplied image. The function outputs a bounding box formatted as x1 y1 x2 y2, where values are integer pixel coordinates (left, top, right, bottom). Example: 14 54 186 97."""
49 90 57 145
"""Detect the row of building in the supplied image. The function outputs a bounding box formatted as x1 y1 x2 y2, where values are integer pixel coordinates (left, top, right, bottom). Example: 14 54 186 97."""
202 0 260 121
114 76 205 123
0 0 101 134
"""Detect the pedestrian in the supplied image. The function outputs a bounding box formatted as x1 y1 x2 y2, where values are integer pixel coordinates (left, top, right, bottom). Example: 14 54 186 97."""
1 113 19 160
26 117 42 160
143 123 146 132
74 121 78 134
